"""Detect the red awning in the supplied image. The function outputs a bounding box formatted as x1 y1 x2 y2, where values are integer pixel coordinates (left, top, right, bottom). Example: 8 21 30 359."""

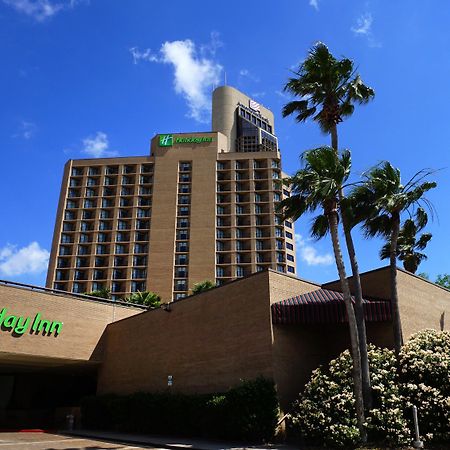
271 289 391 325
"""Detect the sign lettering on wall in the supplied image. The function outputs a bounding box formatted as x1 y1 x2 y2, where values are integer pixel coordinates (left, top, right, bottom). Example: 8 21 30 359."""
159 134 213 147
0 308 63 337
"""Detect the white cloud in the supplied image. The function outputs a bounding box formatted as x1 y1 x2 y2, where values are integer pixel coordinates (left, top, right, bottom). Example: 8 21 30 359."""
275 90 289 100
130 34 223 123
239 68 260 83
82 131 117 158
251 91 266 98
351 13 372 35
351 12 381 47
2 0 86 22
0 242 49 277
13 120 37 139
295 233 334 266
309 0 319 11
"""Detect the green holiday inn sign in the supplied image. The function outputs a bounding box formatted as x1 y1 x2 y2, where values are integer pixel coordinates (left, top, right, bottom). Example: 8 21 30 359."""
0 308 63 337
159 134 213 147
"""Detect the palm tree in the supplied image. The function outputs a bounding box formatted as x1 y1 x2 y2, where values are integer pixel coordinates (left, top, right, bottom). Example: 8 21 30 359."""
282 42 375 410
279 146 366 441
84 288 111 299
192 280 216 294
126 291 161 308
351 163 437 355
380 210 432 274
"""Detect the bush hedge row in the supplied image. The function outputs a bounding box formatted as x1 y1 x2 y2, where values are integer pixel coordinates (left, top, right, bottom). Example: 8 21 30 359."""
81 377 279 442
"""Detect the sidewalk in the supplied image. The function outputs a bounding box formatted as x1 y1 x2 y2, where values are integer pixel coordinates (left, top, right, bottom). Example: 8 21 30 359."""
66 429 301 450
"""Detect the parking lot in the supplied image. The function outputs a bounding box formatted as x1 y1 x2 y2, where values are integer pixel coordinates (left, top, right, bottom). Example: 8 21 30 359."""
0 432 164 450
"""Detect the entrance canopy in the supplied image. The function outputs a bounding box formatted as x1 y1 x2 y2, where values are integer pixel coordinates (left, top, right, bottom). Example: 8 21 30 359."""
272 289 391 325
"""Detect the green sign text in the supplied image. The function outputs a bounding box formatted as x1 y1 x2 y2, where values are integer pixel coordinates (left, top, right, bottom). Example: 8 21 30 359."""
0 308 63 337
159 134 213 147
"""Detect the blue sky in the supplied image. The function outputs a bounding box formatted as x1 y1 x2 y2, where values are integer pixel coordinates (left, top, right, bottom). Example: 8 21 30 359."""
0 0 449 287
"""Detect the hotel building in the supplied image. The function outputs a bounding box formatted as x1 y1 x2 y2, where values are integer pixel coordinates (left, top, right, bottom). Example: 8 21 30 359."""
46 86 296 301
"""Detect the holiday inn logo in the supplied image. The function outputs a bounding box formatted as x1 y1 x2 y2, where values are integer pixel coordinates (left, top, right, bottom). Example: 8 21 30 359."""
159 134 174 147
159 134 214 147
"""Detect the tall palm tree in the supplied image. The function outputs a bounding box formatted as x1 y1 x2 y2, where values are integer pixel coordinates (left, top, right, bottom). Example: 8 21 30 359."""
192 280 216 294
279 147 366 441
282 42 375 409
380 210 432 274
351 163 436 355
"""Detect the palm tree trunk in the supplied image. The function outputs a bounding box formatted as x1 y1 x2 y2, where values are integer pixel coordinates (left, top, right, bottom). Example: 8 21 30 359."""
339 197 372 411
332 123 372 410
390 212 403 355
328 210 367 443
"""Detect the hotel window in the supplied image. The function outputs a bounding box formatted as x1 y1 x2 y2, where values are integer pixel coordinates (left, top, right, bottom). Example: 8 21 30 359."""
137 209 150 218
106 166 118 175
176 242 188 252
236 205 244 215
135 232 148 241
82 210 94 220
64 210 76 220
74 270 86 281
286 243 294 251
80 222 90 231
76 257 87 268
256 240 264 251
236 241 244 251
133 255 147 266
255 205 263 214
104 176 115 186
276 240 283 250
95 257 106 267
54 283 66 291
117 221 129 230
93 270 104 280
136 220 150 229
97 244 108 255
287 254 295 262
140 175 152 184
77 245 90 256
236 194 243 203
87 178 97 187
178 195 190 205
217 230 225 238
217 206 225 215
84 199 95 208
177 230 189 240
179 174 190 183
92 282 104 291
119 198 132 208
138 197 151 206
277 252 285 263
115 244 126 254
255 228 263 238
285 220 292 228
179 206 189 216
111 282 122 293
255 217 263 226
71 167 83 176
63 222 75 232
274 216 283 225
236 229 244 238
122 176 132 185
86 188 96 197
236 253 243 264
114 256 128 267
256 265 265 272
88 167 100 176
175 254 188 265
287 266 295 273
120 187 132 196
255 193 262 202
286 231 293 239
216 241 225 251
132 269 146 279
141 164 153 173
69 179 81 187
57 257 69 268
123 165 135 174
72 283 84 293
256 253 264 263
59 246 71 256
179 184 190 194
67 200 77 209
175 267 188 278
283 189 290 197
139 186 152 195
79 234 90 243
55 270 67 281
134 244 148 254
274 193 281 202
217 162 226 170
275 228 284 238
112 270 124 280
131 281 146 292
100 210 110 219
179 162 191 172
277 265 285 273
236 266 245 277
115 232 128 242
272 171 280 180
216 267 224 277
68 189 79 198
272 160 280 168
175 280 187 291
99 221 111 231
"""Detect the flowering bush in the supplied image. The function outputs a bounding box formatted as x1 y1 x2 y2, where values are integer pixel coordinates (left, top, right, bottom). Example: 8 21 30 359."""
290 330 450 448
400 329 450 442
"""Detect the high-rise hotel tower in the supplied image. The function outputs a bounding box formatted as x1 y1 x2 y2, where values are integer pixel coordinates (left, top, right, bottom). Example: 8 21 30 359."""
46 86 296 301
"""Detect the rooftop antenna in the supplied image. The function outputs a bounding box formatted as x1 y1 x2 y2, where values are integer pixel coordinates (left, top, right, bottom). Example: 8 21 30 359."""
224 71 227 86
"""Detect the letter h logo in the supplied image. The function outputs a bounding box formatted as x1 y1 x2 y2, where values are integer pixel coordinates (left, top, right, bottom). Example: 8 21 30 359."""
159 134 173 147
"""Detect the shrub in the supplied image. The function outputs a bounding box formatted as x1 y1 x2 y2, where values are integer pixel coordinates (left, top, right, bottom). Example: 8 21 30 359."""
290 330 450 447
400 329 450 442
81 377 278 442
